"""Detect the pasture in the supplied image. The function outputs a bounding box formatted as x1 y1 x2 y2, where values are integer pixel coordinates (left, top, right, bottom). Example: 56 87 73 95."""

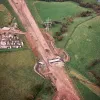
66 16 100 83
0 4 12 27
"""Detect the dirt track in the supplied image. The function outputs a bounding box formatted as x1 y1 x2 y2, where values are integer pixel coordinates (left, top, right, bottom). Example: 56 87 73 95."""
8 0 80 100
70 68 100 97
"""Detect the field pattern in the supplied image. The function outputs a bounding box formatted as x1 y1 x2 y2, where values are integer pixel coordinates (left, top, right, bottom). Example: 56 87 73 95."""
0 0 100 100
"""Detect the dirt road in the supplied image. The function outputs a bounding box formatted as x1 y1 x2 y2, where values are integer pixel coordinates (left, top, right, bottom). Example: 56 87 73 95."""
8 0 80 100
70 68 100 97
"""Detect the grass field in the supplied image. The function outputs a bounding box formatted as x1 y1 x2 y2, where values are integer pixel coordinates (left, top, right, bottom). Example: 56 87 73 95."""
0 50 36 100
0 50 54 100
55 16 95 48
35 1 87 21
0 33 54 100
66 16 100 83
26 1 92 26
0 4 12 27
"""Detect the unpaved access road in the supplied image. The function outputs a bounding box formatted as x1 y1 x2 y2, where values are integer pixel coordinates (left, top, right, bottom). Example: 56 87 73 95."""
8 0 80 100
70 68 100 97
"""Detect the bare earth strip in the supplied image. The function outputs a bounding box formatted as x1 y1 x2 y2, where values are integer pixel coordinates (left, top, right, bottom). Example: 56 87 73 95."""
70 68 100 97
8 0 80 100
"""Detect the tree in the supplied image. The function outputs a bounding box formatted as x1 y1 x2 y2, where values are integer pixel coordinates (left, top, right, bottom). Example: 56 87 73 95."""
60 27 67 33
79 11 92 17
55 32 61 36
57 35 63 41
67 17 74 23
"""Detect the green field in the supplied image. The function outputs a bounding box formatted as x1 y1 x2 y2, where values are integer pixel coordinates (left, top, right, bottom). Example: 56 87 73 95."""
26 1 93 26
35 1 87 20
0 50 54 100
55 16 96 48
0 4 12 27
0 50 37 100
27 1 89 22
66 16 100 82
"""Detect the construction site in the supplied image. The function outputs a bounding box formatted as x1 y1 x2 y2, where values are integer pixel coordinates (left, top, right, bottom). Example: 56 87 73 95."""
0 0 100 100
